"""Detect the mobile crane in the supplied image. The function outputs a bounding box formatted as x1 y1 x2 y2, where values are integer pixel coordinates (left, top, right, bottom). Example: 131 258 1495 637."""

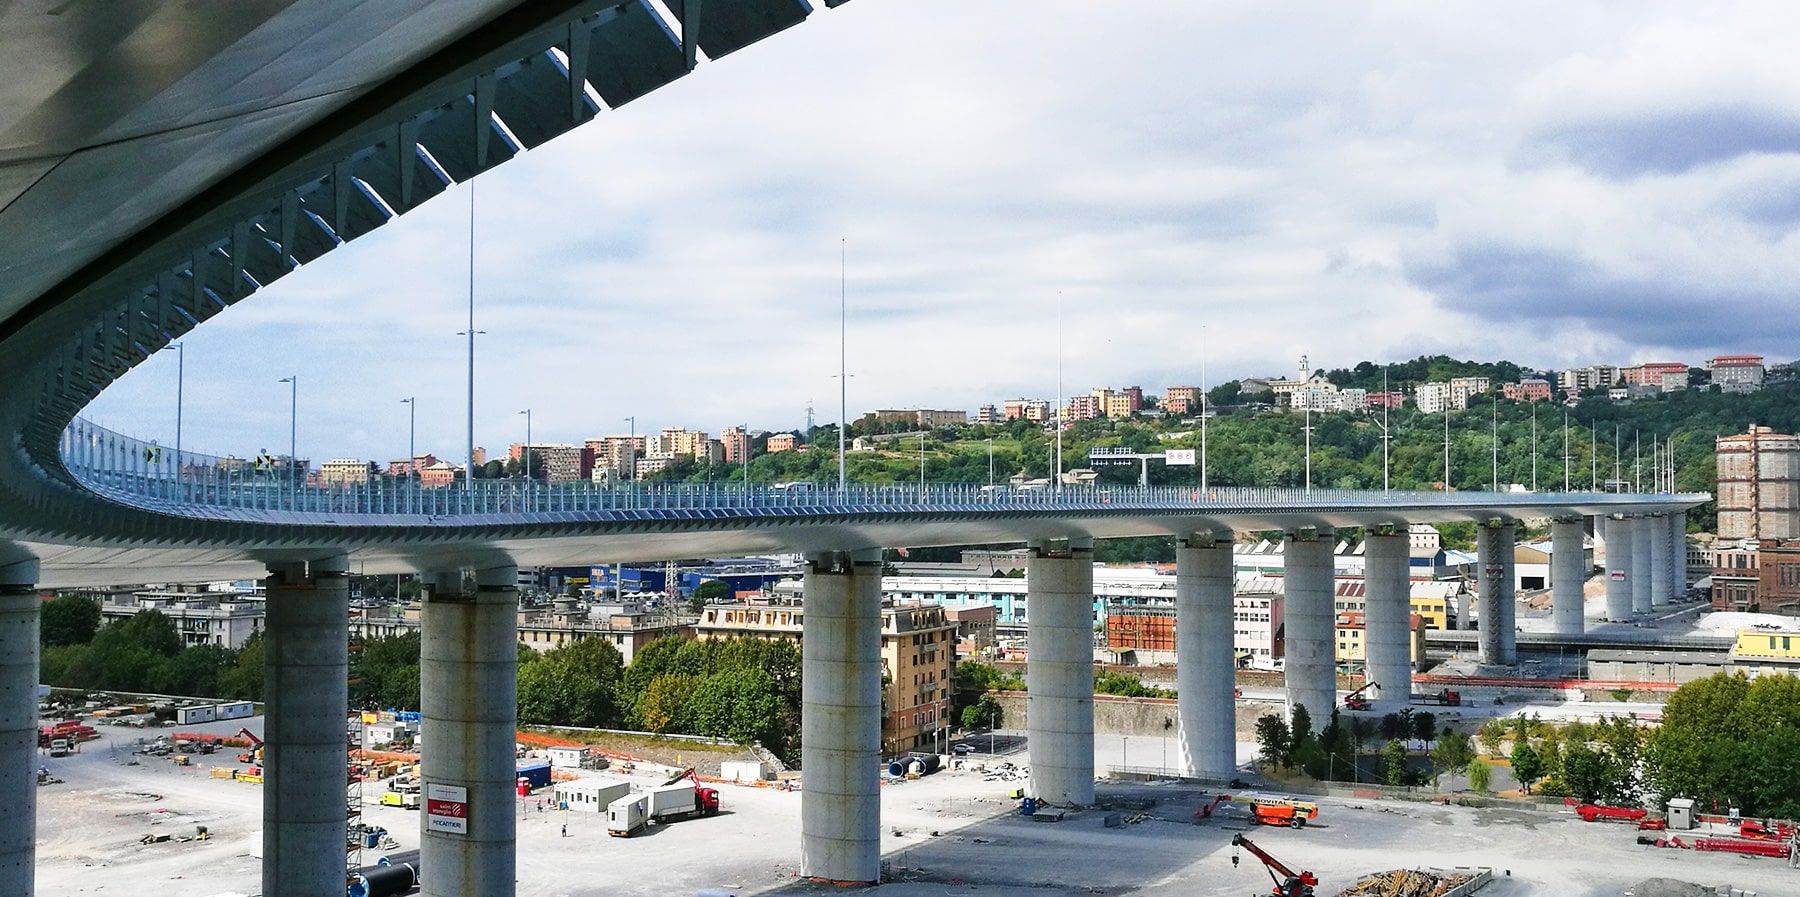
1341 681 1376 711
1232 833 1317 897
234 728 264 764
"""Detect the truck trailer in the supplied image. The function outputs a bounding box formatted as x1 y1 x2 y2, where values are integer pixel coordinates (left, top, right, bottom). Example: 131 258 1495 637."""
607 769 720 837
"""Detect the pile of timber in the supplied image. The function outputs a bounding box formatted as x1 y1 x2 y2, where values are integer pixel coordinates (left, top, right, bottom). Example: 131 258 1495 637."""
1336 868 1478 897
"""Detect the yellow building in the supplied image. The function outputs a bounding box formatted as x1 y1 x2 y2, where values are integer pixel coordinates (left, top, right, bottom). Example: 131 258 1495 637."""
1333 612 1427 667
1730 627 1800 678
695 599 956 755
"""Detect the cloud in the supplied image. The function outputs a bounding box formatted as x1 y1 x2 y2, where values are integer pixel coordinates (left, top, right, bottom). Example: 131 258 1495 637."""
79 1 1800 464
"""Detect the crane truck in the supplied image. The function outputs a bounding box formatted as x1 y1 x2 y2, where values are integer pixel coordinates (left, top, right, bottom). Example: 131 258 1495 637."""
606 768 721 837
1231 833 1317 897
235 728 264 764
1341 682 1376 712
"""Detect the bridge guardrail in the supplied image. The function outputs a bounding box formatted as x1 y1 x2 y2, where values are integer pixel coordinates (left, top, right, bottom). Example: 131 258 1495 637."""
57 418 1711 523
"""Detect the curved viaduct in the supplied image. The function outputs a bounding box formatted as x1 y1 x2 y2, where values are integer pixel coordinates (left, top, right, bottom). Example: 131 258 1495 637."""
0 4 1707 894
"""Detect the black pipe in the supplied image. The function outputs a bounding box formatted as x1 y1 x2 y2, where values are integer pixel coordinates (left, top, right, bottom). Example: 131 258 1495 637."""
377 849 420 867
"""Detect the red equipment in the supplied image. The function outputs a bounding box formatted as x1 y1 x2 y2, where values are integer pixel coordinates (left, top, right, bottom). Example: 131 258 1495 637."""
1231 833 1317 897
1637 818 1667 830
1575 804 1647 823
1194 794 1229 820
1694 838 1792 859
1341 682 1376 712
1738 821 1794 841
235 727 264 764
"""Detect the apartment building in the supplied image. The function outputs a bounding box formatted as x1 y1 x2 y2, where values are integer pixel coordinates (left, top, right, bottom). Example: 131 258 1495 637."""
695 599 955 754
1501 379 1553 402
765 433 798 453
1708 355 1766 393
974 405 1000 425
510 442 589 482
319 458 378 487
1414 377 1491 413
1067 395 1102 421
720 426 750 465
1559 365 1620 394
1002 399 1051 422
585 435 646 480
89 586 266 649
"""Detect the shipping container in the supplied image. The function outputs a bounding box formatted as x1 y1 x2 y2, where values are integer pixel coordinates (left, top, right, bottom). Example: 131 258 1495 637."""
515 762 552 790
214 701 254 720
176 705 216 725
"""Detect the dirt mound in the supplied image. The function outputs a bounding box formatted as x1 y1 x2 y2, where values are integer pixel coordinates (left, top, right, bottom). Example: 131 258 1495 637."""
1625 879 1717 897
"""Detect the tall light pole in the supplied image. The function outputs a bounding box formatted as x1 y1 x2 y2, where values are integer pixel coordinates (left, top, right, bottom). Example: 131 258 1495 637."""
278 375 297 496
400 397 416 477
838 238 847 493
172 341 184 479
518 408 532 482
743 424 751 492
1055 291 1064 495
1302 402 1312 493
1200 325 1209 493
1378 366 1392 492
1442 410 1451 491
1491 400 1499 491
1562 410 1570 492
464 177 480 488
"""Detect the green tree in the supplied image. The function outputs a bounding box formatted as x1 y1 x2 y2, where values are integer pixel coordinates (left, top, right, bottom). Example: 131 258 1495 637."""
961 695 1001 730
1411 711 1437 746
516 638 625 729
1466 759 1492 794
1382 739 1409 786
350 631 421 711
1510 742 1542 794
1561 742 1608 803
216 632 264 701
1254 713 1292 769
40 594 101 646
636 673 697 734
1430 732 1475 787
688 667 783 747
1477 719 1506 754
690 580 731 606
1378 712 1406 742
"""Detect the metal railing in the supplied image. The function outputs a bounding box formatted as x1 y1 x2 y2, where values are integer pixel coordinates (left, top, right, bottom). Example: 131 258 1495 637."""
58 418 1709 523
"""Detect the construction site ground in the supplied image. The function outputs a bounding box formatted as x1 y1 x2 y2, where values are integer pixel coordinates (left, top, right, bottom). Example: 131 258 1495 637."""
35 719 1798 897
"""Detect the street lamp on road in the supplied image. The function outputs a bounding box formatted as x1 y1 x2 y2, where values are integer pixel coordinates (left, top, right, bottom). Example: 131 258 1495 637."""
400 397 415 478
278 375 297 498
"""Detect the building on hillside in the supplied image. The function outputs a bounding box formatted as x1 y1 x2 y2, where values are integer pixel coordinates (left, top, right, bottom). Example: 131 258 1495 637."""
319 458 378 487
1502 379 1553 402
1709 355 1765 393
1066 395 1102 421
418 461 462 487
765 433 798 453
1329 580 1459 631
1367 391 1405 410
586 435 646 480
387 454 439 477
720 426 750 465
1164 386 1201 412
1559 365 1620 394
1415 377 1491 413
510 443 589 482
1716 427 1800 540
1103 392 1137 419
89 586 266 649
695 598 955 754
1623 362 1688 386
974 405 1000 425
1002 399 1050 422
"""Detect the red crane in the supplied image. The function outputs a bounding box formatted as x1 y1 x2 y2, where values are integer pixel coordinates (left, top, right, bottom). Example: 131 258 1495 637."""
1342 681 1377 711
1231 834 1318 897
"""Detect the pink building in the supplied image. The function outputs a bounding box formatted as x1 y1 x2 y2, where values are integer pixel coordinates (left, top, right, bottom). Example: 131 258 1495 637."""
1067 395 1102 421
766 433 798 453
1501 379 1553 402
1366 391 1404 410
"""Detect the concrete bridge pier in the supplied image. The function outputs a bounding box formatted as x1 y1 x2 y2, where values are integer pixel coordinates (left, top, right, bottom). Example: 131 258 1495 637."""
263 555 350 897
1283 530 1334 731
1027 539 1095 806
1671 511 1688 597
1476 520 1516 665
0 552 39 897
1631 515 1654 615
1604 516 1633 620
799 549 882 884
1550 518 1586 635
1649 514 1671 608
1362 528 1412 708
421 565 519 897
1175 532 1234 779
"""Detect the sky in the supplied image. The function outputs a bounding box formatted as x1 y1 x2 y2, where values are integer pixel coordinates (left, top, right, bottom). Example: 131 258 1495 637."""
83 0 1800 466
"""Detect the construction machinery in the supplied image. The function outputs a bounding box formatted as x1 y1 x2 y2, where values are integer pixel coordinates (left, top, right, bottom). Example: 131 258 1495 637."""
1341 682 1376 712
1410 688 1461 706
1231 833 1317 897
606 768 721 837
1243 797 1319 828
1575 804 1647 824
1194 794 1230 821
235 727 264 764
